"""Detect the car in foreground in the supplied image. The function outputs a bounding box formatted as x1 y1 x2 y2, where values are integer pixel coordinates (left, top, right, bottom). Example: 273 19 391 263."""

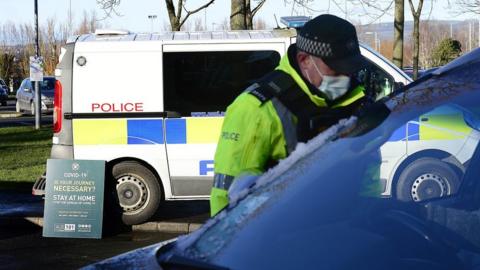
85 48 480 270
15 77 55 114
0 78 8 106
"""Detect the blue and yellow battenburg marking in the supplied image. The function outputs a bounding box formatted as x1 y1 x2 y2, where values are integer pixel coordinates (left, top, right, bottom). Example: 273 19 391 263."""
388 106 472 142
73 117 224 145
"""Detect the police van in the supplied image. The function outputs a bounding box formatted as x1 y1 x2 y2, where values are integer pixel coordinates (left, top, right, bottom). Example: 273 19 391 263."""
34 25 416 225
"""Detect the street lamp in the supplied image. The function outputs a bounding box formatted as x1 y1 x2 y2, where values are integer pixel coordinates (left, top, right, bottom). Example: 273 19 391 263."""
34 0 41 129
365 31 379 52
148 15 157 33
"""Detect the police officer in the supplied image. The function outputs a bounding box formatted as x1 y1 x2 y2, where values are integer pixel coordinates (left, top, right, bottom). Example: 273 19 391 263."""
210 14 368 216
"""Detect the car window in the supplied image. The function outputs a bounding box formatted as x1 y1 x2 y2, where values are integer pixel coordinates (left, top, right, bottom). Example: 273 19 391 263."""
163 51 281 116
0 80 6 87
355 60 395 102
168 57 480 268
32 78 55 91
20 79 28 90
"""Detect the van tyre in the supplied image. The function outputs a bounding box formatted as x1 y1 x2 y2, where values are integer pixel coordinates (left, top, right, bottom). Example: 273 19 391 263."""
16 101 21 112
30 102 35 115
112 161 162 225
396 158 460 202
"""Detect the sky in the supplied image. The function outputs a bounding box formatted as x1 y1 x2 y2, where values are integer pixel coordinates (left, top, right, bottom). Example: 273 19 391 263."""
0 0 476 33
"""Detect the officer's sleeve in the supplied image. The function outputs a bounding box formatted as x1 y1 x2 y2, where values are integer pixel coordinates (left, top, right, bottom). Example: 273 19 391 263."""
214 93 277 177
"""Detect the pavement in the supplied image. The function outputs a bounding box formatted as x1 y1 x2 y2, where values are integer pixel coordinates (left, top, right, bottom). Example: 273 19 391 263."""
1 215 205 234
0 98 22 118
0 182 211 269
0 186 209 234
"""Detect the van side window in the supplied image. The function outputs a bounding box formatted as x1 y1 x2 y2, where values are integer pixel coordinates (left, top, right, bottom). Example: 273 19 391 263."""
355 61 395 101
163 51 281 116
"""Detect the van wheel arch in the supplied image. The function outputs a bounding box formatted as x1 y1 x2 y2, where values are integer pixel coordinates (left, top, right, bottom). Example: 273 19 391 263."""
106 158 164 225
107 157 165 198
393 150 463 201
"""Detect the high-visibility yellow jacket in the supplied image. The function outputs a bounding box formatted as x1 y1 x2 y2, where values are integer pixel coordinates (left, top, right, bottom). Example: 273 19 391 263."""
210 47 365 216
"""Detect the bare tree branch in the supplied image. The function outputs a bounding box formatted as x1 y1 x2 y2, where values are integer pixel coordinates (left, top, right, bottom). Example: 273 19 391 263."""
455 0 480 14
356 0 393 17
179 0 215 29
96 0 122 19
252 0 267 17
408 0 423 17
176 0 184 22
283 0 328 15
331 0 347 15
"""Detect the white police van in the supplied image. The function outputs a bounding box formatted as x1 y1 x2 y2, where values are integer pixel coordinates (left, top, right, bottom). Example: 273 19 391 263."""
34 23 415 225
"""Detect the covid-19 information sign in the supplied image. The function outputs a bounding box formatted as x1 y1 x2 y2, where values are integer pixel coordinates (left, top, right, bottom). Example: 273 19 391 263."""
43 159 105 239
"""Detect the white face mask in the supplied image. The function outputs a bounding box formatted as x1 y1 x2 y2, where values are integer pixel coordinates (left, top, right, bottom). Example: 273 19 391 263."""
308 56 351 101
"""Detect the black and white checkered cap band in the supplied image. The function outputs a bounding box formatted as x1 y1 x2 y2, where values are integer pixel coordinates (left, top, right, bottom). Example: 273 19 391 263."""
296 35 333 58
296 35 360 59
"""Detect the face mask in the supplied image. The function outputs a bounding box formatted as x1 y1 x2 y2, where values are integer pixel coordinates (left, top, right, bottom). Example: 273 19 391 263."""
309 56 351 101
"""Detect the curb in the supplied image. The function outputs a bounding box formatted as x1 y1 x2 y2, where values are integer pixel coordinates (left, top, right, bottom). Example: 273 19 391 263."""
0 217 202 234
133 221 202 233
0 112 22 118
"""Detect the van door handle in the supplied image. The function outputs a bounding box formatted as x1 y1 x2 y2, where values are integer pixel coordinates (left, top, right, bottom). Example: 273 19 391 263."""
165 111 181 118
420 117 429 122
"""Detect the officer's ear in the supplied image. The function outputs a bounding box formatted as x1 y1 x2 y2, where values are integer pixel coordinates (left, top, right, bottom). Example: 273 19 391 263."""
296 51 312 70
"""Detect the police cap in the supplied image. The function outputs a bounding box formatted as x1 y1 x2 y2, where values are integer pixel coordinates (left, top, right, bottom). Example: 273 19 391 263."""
296 14 367 74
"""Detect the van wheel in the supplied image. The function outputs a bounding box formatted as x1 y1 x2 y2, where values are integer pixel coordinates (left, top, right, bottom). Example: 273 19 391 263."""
16 101 22 112
112 161 162 225
396 158 460 202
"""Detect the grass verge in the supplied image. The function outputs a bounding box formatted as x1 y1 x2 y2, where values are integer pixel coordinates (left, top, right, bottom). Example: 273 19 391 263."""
0 125 52 184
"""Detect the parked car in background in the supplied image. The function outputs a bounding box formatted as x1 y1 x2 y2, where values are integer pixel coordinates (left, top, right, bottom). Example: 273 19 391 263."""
84 48 480 270
0 79 7 106
15 77 55 114
403 66 440 79
0 79 8 106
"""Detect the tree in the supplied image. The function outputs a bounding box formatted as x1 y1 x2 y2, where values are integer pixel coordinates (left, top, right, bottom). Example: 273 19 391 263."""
96 0 215 31
430 38 462 66
230 0 325 30
393 0 404 68
76 10 103 35
455 0 480 14
254 17 267 30
337 0 404 68
165 0 215 30
419 20 451 68
230 0 266 30
0 53 15 85
407 0 424 80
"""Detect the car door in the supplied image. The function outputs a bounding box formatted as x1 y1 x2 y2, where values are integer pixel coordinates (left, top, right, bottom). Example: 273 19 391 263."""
18 79 29 108
26 79 34 106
